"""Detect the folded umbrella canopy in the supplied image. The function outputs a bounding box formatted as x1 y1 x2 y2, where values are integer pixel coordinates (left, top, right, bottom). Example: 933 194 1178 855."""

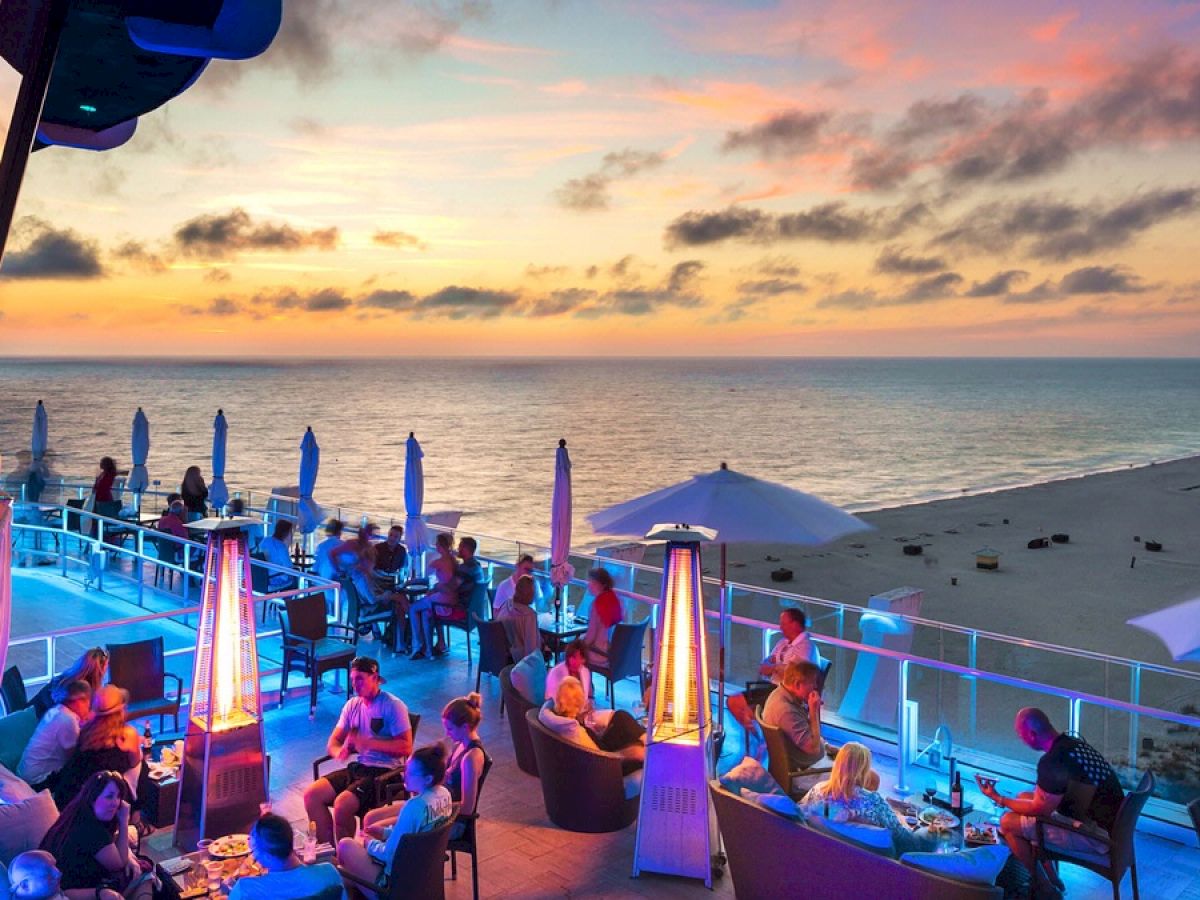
297 427 321 534
404 433 430 572
588 462 872 735
209 409 229 511
550 440 575 621
127 407 150 495
1128 597 1200 663
31 399 48 476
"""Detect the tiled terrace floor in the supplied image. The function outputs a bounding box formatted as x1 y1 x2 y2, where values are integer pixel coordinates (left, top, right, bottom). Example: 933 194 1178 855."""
9 556 1200 899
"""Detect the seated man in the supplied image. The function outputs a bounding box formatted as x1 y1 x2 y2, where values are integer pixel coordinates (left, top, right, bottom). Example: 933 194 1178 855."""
762 661 826 773
980 707 1124 886
303 657 413 844
229 813 346 900
313 518 345 581
17 679 92 793
430 538 485 644
493 554 538 616
155 499 188 540
727 608 823 730
8 850 68 900
257 519 297 592
373 525 408 581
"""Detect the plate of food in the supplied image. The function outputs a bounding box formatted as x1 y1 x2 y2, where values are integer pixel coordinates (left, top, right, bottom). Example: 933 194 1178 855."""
965 822 999 845
918 807 961 830
208 834 251 859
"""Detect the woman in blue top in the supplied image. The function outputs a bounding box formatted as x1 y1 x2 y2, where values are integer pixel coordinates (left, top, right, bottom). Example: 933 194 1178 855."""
336 745 454 894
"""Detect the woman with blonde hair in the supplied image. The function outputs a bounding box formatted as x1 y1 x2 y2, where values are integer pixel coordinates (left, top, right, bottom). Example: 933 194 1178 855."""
537 676 646 766
32 647 109 718
798 742 912 845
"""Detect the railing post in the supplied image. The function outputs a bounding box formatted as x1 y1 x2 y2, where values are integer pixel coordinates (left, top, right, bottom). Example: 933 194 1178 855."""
135 530 144 607
95 519 104 591
1128 664 1141 768
182 549 191 605
1068 696 1082 736
968 632 978 744
897 659 911 794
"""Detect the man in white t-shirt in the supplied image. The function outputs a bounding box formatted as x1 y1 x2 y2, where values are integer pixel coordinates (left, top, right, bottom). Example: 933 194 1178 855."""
726 609 824 729
313 519 345 580
493 555 540 616
17 680 92 791
303 656 412 843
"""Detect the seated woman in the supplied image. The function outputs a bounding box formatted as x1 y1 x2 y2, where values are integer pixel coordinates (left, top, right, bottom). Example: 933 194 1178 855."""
798 742 928 852
336 744 455 897
31 647 109 720
545 639 591 702
409 533 459 659
53 686 142 812
364 693 491 841
495 575 541 661
40 770 154 900
582 568 623 668
538 676 645 768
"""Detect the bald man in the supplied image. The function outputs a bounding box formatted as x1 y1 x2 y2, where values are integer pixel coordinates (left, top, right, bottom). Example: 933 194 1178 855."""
977 707 1124 886
8 851 67 900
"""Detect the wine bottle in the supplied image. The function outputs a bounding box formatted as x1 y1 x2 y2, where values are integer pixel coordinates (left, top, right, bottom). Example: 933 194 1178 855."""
950 771 963 816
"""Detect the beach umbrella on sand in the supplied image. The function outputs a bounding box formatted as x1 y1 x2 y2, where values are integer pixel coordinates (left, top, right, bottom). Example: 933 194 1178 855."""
588 462 872 737
404 432 430 573
127 407 150 498
550 439 575 624
31 400 48 477
297 426 321 534
1128 598 1200 663
209 409 229 511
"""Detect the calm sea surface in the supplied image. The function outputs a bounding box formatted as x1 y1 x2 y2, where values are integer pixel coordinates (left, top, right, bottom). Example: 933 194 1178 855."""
1 358 1198 549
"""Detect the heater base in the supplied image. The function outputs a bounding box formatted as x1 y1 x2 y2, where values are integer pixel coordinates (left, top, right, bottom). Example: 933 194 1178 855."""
632 737 717 887
175 720 268 851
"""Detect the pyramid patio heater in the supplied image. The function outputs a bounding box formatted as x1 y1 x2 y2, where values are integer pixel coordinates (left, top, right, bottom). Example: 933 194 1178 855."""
632 524 721 887
175 517 269 850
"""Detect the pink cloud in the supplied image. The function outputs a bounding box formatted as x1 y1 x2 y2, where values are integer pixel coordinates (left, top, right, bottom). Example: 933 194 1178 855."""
1029 11 1080 43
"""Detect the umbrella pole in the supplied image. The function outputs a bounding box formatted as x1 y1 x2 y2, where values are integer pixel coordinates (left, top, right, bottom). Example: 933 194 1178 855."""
717 542 727 742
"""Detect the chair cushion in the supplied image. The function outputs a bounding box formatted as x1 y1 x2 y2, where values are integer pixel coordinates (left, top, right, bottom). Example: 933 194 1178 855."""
806 815 896 857
312 639 356 662
0 763 35 803
742 788 803 821
0 791 58 866
537 702 600 751
623 768 643 801
719 756 783 797
900 844 1011 886
0 709 38 773
510 653 547 705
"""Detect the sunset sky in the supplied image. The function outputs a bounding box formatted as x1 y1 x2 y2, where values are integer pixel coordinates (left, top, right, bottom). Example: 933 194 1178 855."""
2 0 1200 356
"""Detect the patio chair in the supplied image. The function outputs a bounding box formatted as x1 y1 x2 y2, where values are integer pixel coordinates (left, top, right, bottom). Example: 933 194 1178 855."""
1 665 29 715
756 706 833 799
249 552 279 623
472 615 511 708
337 816 453 900
1034 770 1155 900
448 747 493 900
94 500 133 548
279 593 357 715
151 533 183 590
433 580 490 665
107 637 182 732
500 665 538 776
314 712 421 807
1188 796 1200 844
342 577 395 644
589 618 650 708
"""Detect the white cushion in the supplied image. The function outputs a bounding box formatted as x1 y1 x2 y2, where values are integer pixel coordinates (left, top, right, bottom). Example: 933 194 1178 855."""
900 844 1011 886
0 791 58 866
719 756 783 797
510 652 547 705
743 789 803 820
537 702 599 751
807 814 895 857
0 764 35 804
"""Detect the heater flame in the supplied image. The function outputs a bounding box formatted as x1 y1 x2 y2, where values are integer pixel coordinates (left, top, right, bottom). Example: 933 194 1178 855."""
215 544 241 725
670 546 692 732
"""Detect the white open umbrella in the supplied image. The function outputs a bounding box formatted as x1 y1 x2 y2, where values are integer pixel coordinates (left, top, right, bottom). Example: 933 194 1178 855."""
550 439 575 623
588 462 872 735
209 409 229 511
1128 598 1200 663
127 407 150 496
404 432 430 574
297 426 321 534
31 400 48 476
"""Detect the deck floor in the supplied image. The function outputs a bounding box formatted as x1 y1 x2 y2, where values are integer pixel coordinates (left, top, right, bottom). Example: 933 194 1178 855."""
9 557 1200 899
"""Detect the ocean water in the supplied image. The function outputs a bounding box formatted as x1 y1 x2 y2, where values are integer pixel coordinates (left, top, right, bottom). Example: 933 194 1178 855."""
1 357 1198 549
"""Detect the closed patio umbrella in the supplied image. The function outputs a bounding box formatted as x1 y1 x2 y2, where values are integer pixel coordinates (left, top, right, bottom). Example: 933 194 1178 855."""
127 407 150 497
588 462 871 736
1128 597 1200 662
31 400 48 476
297 426 321 534
550 439 574 623
404 432 430 574
209 409 229 510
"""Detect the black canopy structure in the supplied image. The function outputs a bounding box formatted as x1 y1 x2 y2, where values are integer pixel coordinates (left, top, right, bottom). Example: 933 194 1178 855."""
0 0 282 260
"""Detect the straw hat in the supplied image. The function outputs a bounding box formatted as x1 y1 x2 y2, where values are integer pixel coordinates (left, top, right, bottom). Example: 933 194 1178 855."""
93 684 129 716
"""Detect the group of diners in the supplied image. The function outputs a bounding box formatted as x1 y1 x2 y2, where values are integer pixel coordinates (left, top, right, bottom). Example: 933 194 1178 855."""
724 606 1126 898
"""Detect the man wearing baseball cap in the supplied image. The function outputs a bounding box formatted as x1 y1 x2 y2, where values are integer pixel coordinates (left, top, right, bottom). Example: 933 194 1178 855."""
303 657 412 844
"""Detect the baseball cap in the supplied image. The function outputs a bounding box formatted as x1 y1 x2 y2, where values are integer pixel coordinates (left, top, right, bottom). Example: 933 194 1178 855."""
350 656 386 683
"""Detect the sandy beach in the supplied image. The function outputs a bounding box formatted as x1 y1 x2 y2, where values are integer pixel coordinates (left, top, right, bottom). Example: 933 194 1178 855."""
719 455 1200 669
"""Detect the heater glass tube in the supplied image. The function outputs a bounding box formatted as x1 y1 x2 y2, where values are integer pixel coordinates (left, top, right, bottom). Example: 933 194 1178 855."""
215 538 240 725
